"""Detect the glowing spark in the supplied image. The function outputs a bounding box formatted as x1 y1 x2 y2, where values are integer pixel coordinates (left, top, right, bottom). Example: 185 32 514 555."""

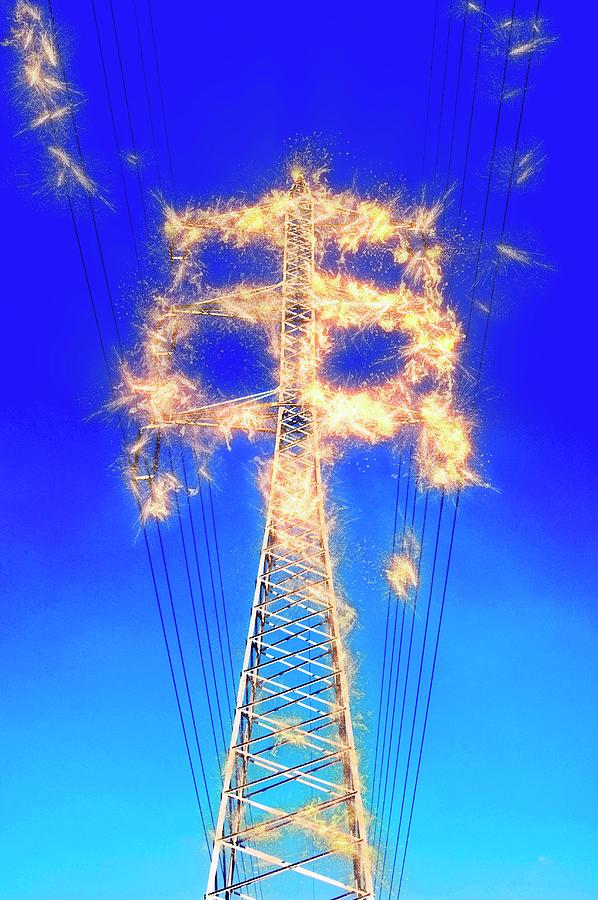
510 34 555 58
386 553 418 600
503 87 522 102
137 471 181 523
123 150 143 168
48 144 101 198
497 242 552 272
293 801 359 860
39 32 57 66
15 2 42 23
116 364 202 425
271 716 312 751
515 146 544 185
496 242 533 265
29 103 71 129
417 393 479 489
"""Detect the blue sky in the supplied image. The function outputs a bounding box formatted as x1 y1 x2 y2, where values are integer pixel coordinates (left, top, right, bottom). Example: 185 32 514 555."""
1 1 597 898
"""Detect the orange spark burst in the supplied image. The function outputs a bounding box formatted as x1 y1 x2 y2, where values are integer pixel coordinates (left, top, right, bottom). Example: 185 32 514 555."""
386 554 418 600
117 171 481 521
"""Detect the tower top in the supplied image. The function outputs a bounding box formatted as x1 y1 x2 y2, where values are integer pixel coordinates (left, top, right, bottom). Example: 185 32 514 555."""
289 167 308 195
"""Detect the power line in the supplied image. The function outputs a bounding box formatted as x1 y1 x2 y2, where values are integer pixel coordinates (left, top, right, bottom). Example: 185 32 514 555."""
143 527 212 855
131 0 163 189
198 479 237 708
145 0 175 191
170 449 222 762
390 4 546 891
432 9 453 188
372 478 419 870
43 1 220 850
369 465 402 810
384 5 518 888
107 0 149 228
476 0 541 386
372 1 491 885
64 191 110 375
373 0 478 879
46 0 124 358
442 5 470 211
456 0 488 227
373 0 480 867
386 493 445 897
370 461 413 841
95 14 251 867
156 522 216 827
207 481 238 689
90 0 236 789
180 453 230 747
90 0 140 268
421 0 440 182
96 6 239 750
47 117 208 862
464 0 518 341
375 491 430 891
394 495 458 897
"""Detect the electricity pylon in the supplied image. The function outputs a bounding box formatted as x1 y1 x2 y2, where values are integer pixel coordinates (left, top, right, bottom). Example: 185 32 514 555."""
206 175 374 898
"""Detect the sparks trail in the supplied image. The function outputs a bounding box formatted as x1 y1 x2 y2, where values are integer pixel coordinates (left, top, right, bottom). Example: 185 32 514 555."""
5 2 107 203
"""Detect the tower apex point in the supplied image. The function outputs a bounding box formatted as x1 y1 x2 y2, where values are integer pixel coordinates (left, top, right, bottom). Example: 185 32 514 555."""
290 165 306 184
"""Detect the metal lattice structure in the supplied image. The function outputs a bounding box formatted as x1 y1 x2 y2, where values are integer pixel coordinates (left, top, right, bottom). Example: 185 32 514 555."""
206 176 374 899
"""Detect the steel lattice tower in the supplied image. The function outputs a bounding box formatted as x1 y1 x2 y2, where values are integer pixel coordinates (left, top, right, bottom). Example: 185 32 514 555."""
206 175 374 899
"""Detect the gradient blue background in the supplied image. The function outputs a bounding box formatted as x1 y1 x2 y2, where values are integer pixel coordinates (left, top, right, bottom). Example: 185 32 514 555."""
1 1 597 898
